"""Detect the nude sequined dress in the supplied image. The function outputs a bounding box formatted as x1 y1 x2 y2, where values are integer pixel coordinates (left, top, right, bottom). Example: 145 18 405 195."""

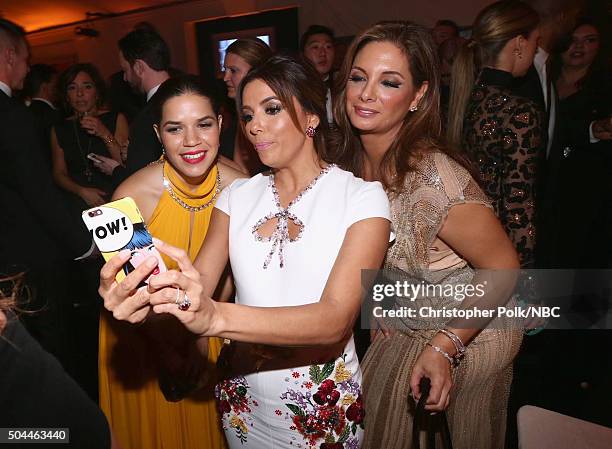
361 151 523 449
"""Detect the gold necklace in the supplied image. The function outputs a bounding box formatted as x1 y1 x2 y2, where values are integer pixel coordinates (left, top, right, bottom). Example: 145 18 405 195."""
162 162 221 212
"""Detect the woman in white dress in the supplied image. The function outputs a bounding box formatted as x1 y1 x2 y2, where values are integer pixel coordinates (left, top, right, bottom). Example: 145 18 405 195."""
99 55 391 449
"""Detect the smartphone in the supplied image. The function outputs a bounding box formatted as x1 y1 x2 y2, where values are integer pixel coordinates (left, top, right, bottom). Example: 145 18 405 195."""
87 153 102 163
82 197 167 284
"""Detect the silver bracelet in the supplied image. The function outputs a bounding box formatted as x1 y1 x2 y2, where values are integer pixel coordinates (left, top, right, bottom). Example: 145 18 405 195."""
438 329 466 359
426 342 458 367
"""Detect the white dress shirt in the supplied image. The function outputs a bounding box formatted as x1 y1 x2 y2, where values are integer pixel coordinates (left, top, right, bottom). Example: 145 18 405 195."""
146 84 161 102
0 81 12 97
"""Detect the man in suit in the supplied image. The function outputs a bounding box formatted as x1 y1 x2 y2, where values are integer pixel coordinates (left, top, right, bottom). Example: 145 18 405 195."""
0 18 93 387
95 29 170 188
513 0 582 267
24 64 60 169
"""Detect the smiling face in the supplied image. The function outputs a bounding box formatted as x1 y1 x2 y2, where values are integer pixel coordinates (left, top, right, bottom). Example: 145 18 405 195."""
303 33 335 77
66 71 98 114
562 24 600 70
241 79 317 169
154 93 221 185
223 52 252 99
346 41 426 139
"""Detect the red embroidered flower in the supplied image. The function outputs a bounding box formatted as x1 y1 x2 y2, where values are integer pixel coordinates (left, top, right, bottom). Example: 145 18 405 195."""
218 400 231 414
313 380 340 406
292 414 326 444
292 371 301 378
319 379 336 393
317 405 345 435
345 394 364 424
275 409 282 416
303 381 313 389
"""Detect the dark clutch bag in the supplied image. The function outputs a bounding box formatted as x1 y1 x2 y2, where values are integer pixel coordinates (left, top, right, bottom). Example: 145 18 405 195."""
412 377 454 449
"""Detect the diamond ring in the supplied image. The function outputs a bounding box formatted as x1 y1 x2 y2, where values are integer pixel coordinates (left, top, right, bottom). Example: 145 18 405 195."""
175 288 191 311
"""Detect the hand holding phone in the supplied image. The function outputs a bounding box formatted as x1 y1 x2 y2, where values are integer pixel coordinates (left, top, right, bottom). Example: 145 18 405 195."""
82 197 167 284
87 153 102 163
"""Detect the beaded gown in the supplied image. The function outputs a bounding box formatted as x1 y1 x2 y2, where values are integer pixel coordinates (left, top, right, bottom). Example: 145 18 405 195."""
214 166 390 448
462 68 544 267
361 151 523 449
98 162 226 449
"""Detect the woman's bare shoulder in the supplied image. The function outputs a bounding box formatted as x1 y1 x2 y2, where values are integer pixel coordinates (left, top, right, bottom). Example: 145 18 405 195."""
113 162 163 201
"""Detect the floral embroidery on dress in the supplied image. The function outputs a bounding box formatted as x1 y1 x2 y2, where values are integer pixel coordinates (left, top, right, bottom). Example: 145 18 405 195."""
279 354 364 448
215 376 258 444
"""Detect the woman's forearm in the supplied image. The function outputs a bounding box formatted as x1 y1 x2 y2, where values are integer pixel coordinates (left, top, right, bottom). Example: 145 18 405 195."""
53 170 85 197
208 300 355 346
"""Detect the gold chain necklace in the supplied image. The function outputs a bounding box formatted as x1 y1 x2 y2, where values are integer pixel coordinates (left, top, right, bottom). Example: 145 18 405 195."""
162 162 221 212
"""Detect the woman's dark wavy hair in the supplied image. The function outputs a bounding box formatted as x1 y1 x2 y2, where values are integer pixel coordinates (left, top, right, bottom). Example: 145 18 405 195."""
152 75 221 125
552 17 609 90
57 63 107 115
237 54 331 163
331 20 469 193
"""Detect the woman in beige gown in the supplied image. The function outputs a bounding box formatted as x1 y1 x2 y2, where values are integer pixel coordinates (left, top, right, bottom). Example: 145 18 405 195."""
332 20 524 449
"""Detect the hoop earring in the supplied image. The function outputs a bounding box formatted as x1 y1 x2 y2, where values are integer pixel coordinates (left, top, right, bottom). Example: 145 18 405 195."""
305 126 316 138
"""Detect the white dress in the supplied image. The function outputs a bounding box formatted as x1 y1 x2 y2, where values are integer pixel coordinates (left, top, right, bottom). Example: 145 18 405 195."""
214 166 390 449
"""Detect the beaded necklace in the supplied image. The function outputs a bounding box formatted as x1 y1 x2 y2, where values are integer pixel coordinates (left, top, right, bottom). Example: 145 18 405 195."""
161 161 221 212
252 164 336 269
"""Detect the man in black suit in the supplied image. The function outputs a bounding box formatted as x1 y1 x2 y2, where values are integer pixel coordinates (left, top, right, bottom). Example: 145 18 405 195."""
95 29 170 188
0 19 93 383
24 64 60 169
506 3 612 445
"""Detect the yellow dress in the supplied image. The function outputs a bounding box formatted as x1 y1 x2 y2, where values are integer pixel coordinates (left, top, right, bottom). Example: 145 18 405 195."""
99 162 227 449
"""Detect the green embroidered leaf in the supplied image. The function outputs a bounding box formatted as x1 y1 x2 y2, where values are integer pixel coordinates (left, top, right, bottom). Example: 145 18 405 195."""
309 365 322 384
351 422 357 435
286 404 306 417
338 425 350 443
321 362 335 380
325 433 335 443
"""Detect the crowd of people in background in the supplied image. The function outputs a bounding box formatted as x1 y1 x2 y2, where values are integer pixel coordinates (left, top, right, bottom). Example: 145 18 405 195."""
1 0 611 448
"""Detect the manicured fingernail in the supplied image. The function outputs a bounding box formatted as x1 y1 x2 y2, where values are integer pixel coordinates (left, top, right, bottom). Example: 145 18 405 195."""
146 257 158 268
118 249 130 259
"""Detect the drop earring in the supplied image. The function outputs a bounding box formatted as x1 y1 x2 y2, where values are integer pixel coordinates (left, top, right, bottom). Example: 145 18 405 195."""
409 105 418 112
305 126 316 138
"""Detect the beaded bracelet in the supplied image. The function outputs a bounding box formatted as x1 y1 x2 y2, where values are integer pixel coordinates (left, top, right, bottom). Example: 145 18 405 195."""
426 342 458 367
438 329 466 359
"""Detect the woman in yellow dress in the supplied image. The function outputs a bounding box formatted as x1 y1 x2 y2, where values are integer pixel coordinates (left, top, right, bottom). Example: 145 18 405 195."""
98 75 245 449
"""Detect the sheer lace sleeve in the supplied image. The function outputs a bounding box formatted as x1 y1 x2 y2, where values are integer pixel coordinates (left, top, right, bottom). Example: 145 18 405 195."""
386 152 491 272
499 99 542 267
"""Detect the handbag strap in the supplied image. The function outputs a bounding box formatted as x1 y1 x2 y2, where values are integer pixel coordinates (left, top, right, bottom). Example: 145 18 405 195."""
411 377 454 449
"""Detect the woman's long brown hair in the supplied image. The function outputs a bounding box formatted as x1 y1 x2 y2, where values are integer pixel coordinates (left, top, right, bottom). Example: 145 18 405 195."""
331 21 469 193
